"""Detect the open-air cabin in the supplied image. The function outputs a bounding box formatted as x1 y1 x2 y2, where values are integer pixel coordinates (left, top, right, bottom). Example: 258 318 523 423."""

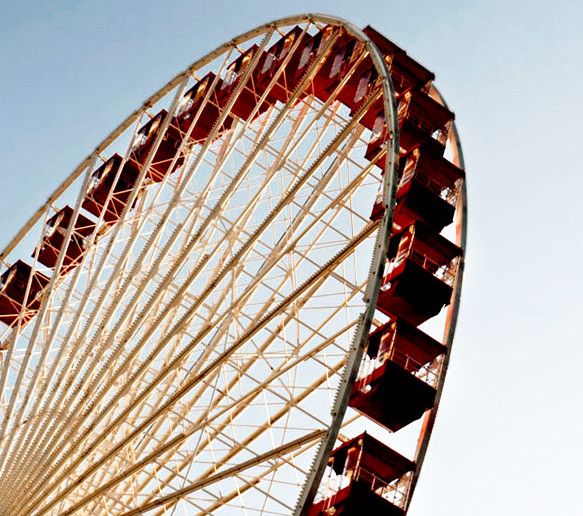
376 221 462 324
35 206 95 271
82 154 142 223
370 144 464 232
0 261 49 326
349 318 446 431
130 110 185 183
173 73 234 143
309 432 414 516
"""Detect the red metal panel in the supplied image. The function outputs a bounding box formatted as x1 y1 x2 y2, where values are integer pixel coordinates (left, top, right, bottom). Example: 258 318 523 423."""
214 46 277 122
173 72 235 143
365 90 454 169
82 154 142 223
334 65 379 111
253 27 309 104
35 206 95 271
0 261 49 326
377 261 454 325
328 432 415 482
350 360 437 432
363 26 434 94
310 37 359 104
366 318 446 373
309 433 414 515
130 110 185 183
370 144 464 231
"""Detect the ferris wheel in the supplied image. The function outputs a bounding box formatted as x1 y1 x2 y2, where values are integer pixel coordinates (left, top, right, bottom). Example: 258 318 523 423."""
0 14 466 516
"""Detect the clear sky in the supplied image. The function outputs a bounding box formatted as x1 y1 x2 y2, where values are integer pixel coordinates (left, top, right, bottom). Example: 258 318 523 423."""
1 0 582 514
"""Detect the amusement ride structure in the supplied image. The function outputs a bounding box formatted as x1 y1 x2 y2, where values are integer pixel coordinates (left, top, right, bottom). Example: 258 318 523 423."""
0 14 466 516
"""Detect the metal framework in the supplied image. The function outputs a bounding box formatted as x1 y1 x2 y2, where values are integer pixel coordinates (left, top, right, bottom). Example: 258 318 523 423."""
0 14 466 516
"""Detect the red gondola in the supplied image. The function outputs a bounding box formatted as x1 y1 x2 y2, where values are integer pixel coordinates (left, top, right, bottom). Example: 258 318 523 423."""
309 432 415 516
290 26 338 94
173 73 234 143
376 221 462 324
35 206 95 272
363 26 434 95
253 27 307 104
130 110 185 183
310 35 361 104
334 64 379 111
349 318 446 431
363 88 454 167
82 154 143 223
0 261 49 326
215 46 277 122
370 143 464 232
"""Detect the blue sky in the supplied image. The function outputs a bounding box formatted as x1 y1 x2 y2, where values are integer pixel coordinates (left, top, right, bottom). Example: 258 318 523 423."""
1 1 582 514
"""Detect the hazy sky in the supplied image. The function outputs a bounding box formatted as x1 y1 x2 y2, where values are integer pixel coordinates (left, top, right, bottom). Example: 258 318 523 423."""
1 1 582 514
